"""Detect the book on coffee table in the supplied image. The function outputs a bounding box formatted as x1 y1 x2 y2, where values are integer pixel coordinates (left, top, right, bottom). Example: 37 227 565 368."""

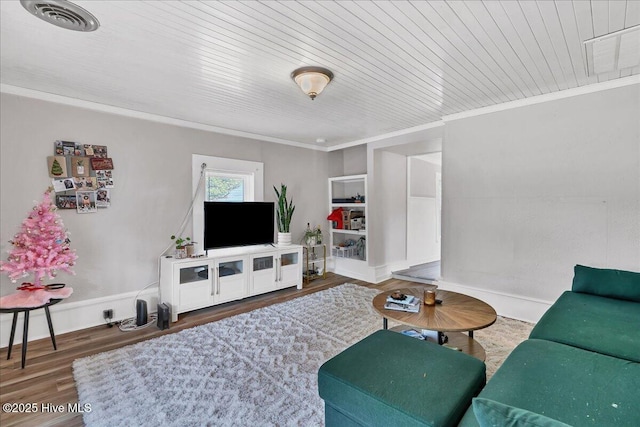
386 294 416 305
384 300 421 313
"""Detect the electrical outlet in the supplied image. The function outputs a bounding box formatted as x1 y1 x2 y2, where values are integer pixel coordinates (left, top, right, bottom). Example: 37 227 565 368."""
103 309 113 320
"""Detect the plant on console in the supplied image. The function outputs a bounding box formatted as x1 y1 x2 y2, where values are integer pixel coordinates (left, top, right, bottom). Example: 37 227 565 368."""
170 235 192 248
274 184 295 233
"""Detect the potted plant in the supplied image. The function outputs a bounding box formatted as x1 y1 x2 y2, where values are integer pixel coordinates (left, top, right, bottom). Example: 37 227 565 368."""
171 235 192 258
274 184 295 245
302 223 322 246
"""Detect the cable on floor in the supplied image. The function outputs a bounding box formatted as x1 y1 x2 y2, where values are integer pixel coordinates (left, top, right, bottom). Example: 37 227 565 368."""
118 313 158 332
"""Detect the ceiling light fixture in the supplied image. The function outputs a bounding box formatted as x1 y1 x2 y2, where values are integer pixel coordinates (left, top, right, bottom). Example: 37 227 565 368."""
20 0 100 32
291 66 334 100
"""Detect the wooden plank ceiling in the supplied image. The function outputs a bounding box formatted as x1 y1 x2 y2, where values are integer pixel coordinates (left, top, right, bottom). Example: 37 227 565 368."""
1 0 638 148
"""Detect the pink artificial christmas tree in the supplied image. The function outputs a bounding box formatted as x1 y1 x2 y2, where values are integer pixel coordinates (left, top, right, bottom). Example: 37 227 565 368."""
1 188 77 288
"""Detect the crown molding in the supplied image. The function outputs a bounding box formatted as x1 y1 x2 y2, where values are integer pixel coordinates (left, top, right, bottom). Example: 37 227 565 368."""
3 76 638 153
326 120 445 152
442 75 640 123
0 84 326 151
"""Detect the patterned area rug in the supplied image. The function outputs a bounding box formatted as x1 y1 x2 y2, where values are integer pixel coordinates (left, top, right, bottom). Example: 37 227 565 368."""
73 283 532 426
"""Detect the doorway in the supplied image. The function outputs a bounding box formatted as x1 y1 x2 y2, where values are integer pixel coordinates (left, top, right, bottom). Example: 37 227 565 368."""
393 152 441 283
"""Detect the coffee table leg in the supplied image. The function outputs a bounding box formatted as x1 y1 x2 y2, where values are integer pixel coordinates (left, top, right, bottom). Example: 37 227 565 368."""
469 331 474 339
383 318 388 330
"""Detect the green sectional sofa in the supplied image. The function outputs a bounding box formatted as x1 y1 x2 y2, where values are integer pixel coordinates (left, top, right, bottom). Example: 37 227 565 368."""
319 265 640 426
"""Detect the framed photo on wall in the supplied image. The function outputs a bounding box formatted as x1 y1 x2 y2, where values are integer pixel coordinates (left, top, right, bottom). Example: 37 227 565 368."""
52 177 76 192
96 189 111 208
71 156 90 177
56 195 77 209
73 176 97 190
47 156 68 178
76 191 97 214
92 145 108 158
96 170 114 188
90 157 114 170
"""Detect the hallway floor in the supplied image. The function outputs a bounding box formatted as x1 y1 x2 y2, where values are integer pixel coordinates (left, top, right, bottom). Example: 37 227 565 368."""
391 260 440 284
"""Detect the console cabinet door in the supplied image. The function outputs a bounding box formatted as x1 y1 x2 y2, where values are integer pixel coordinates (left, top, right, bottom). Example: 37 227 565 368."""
162 246 303 323
250 253 277 295
278 249 302 289
213 256 248 303
176 260 214 312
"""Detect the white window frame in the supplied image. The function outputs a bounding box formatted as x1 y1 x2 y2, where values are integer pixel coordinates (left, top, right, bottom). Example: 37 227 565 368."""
192 154 264 253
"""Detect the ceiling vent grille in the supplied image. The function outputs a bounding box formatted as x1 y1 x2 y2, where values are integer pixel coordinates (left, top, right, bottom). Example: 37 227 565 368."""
584 25 640 75
20 0 99 32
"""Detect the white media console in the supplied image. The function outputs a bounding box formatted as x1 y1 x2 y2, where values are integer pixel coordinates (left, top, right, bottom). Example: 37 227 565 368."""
160 244 303 322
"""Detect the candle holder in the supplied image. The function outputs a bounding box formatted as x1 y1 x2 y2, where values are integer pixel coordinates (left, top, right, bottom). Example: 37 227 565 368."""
424 289 436 306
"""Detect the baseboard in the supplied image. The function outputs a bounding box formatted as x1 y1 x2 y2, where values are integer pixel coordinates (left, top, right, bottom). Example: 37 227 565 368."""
330 258 427 284
328 257 378 283
0 287 159 349
329 260 550 323
436 280 552 324
372 260 418 283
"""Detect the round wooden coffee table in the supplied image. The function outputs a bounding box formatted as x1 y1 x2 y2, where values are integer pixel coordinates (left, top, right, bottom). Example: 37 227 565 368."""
372 288 497 361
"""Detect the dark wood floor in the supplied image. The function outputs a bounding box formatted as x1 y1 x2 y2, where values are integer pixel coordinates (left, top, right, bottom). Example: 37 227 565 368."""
0 273 423 427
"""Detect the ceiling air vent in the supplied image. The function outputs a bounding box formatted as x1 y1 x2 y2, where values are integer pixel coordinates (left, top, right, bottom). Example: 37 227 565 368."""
20 0 99 32
584 25 640 75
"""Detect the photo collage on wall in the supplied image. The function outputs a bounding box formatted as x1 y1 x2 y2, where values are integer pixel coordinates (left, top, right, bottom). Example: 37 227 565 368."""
48 141 114 213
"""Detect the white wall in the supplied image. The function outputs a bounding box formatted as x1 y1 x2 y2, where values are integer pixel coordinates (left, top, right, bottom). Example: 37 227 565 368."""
365 131 444 280
409 157 440 197
0 93 330 341
407 157 441 265
328 144 367 178
370 150 407 266
440 84 640 321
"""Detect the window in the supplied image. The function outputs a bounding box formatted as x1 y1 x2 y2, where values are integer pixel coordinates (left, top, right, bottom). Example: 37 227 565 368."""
205 171 248 202
192 155 264 252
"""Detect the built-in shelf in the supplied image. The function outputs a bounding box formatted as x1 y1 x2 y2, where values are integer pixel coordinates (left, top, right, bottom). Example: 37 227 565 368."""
328 174 368 265
331 229 366 236
331 203 366 209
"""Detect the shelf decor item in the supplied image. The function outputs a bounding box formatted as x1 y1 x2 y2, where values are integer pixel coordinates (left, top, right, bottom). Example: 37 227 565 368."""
171 235 192 259
274 183 295 245
0 188 77 288
302 223 322 246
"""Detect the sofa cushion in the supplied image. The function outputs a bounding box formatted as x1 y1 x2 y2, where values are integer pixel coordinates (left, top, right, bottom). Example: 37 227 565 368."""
458 339 640 427
472 398 571 427
572 264 640 302
318 329 486 426
529 291 640 362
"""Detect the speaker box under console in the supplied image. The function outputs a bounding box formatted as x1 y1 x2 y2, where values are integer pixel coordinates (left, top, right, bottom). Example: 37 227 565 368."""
157 303 170 330
136 299 148 326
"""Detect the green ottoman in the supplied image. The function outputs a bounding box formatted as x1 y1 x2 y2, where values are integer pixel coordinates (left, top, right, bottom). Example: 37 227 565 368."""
318 330 486 427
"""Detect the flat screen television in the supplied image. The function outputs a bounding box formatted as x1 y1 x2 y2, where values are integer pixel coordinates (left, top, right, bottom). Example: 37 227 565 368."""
204 201 275 250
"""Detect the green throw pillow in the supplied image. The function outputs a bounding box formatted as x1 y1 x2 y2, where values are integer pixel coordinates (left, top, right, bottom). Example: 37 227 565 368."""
472 398 571 427
572 264 640 302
